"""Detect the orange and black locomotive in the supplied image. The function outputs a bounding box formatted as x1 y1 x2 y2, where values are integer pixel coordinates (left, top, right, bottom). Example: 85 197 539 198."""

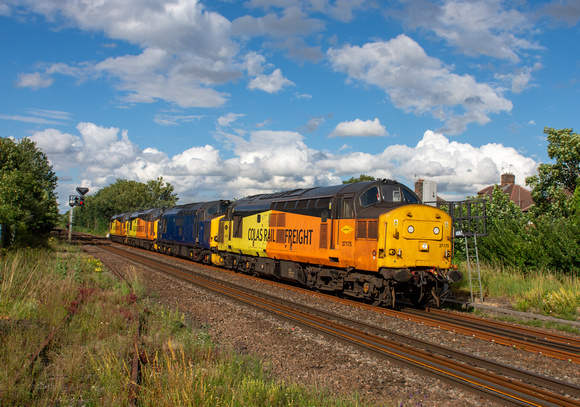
109 179 460 307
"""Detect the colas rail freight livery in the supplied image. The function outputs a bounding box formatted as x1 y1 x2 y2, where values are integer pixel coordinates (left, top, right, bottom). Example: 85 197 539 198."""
108 179 462 307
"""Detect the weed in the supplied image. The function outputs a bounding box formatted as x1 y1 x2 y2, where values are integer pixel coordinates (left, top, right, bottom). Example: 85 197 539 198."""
0 243 372 406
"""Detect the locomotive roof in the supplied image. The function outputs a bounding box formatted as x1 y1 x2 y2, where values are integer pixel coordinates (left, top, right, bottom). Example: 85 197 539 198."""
162 200 229 216
110 212 132 222
230 179 411 212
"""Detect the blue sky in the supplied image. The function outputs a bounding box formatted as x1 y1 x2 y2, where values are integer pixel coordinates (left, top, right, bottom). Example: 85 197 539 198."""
1 0 579 211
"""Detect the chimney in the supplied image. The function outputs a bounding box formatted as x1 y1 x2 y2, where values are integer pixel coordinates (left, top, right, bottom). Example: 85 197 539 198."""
501 173 515 187
415 179 424 196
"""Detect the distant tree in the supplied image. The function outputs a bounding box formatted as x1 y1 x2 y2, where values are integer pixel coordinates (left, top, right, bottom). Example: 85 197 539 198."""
526 127 580 217
74 177 178 231
342 174 376 184
0 137 59 245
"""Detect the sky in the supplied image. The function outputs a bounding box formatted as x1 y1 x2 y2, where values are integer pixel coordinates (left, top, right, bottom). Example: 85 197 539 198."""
1 0 579 211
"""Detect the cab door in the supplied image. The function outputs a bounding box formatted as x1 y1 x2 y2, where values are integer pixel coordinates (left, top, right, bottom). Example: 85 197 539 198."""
330 195 355 267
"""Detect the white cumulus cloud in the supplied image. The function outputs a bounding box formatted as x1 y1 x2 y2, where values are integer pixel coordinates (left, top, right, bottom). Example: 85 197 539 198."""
330 118 387 137
248 68 295 93
32 122 538 211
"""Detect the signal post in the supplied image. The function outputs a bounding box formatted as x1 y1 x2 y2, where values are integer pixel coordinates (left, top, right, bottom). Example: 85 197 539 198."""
68 187 89 243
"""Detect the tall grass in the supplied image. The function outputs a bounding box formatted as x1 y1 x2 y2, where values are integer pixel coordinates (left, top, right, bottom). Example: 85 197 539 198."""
0 240 371 406
455 261 580 319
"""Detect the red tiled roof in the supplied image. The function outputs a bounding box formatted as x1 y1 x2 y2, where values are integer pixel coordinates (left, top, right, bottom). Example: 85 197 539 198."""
477 183 534 211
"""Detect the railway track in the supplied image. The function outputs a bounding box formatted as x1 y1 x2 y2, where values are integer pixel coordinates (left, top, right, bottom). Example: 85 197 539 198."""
94 241 580 407
402 306 580 362
75 233 580 363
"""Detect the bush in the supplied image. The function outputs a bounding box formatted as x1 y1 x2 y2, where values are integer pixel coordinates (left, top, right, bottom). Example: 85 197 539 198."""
478 214 580 275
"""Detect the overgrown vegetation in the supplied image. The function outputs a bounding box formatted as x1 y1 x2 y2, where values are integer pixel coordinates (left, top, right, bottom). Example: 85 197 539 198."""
448 127 580 319
0 239 369 406
0 137 59 247
454 262 580 320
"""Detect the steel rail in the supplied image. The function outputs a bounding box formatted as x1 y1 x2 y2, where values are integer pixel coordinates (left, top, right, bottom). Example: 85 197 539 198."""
91 253 142 406
393 308 580 363
96 243 580 407
98 238 580 364
421 307 580 348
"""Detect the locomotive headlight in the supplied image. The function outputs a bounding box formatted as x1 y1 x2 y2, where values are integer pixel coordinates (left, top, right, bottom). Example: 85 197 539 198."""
407 225 414 233
420 242 429 251
433 227 440 235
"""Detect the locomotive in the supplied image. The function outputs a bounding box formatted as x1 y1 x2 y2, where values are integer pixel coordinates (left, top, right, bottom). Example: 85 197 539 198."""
109 179 461 307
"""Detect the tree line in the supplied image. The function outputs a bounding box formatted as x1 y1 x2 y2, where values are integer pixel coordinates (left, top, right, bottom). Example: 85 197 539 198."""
478 128 580 275
72 178 179 232
2 128 580 275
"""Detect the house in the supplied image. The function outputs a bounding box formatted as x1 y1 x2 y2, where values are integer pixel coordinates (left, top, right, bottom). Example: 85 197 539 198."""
477 173 533 212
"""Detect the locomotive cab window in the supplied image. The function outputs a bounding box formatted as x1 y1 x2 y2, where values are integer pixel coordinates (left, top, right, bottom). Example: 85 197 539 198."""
340 197 354 218
233 214 243 238
207 204 219 216
360 186 380 207
381 184 402 202
402 189 419 204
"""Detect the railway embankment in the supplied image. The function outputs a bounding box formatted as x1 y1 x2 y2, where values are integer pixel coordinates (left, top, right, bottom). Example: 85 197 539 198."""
81 237 580 406
0 239 365 406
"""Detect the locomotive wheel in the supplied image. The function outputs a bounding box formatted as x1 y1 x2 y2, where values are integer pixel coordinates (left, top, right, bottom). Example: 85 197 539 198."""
372 283 395 307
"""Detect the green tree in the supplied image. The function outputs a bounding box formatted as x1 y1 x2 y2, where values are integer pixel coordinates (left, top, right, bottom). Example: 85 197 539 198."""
484 185 526 228
0 137 59 245
526 127 580 217
477 186 530 267
342 174 376 184
74 177 178 231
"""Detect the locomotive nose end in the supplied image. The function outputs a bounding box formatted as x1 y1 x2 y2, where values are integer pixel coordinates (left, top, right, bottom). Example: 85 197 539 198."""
447 268 463 283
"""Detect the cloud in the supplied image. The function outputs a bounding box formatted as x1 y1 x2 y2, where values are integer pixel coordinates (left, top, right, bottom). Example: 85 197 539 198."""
15 0 238 108
94 48 232 108
248 68 295 93
494 63 542 93
0 108 73 125
0 114 61 125
32 121 538 211
232 6 324 38
301 116 326 133
27 108 73 121
16 72 54 89
154 114 203 126
330 118 387 137
246 0 369 23
243 52 294 93
401 0 541 62
294 92 312 100
327 35 513 134
217 113 245 127
277 37 324 63
540 0 580 27
30 128 82 163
